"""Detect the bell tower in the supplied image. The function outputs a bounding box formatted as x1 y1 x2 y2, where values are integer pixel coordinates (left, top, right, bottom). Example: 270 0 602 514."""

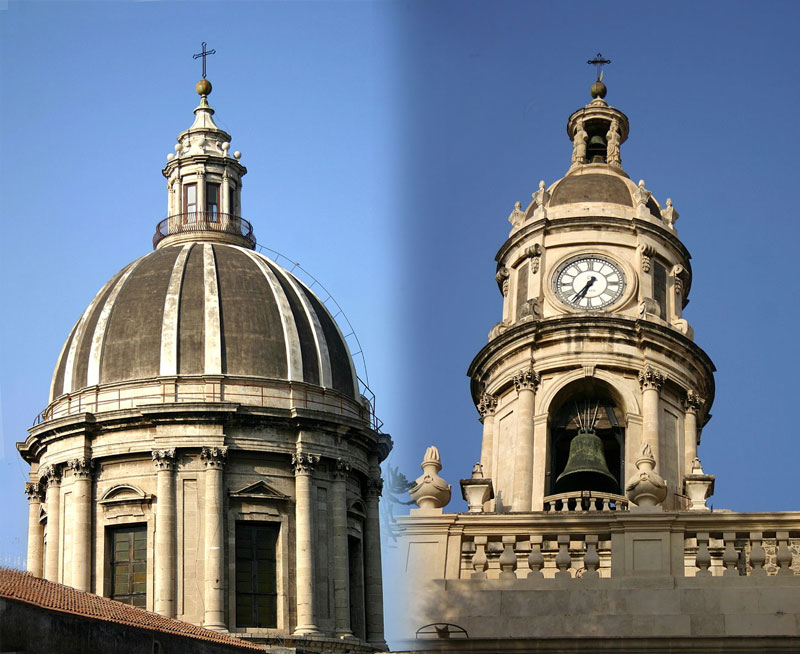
467 74 715 512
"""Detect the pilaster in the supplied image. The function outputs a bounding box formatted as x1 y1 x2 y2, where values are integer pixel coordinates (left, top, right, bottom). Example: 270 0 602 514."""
477 393 497 482
682 390 705 474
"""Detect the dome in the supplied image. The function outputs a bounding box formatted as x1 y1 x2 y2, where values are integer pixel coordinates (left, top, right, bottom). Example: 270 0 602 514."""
548 167 662 219
50 242 358 402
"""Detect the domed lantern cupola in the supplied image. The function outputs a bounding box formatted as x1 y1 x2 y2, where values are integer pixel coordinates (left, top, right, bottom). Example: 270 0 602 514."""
157 52 251 250
567 53 629 170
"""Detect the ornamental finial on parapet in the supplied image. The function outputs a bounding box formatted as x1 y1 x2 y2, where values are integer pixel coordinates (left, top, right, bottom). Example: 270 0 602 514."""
409 446 451 510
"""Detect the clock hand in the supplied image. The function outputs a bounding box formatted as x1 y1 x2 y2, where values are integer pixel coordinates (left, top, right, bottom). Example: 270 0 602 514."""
571 276 597 302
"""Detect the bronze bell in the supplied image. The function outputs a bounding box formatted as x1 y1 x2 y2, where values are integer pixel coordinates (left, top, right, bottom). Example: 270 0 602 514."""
555 429 618 494
587 134 607 163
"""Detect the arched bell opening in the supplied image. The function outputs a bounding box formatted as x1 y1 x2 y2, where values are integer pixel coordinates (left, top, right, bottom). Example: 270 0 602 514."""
584 119 609 163
548 379 625 496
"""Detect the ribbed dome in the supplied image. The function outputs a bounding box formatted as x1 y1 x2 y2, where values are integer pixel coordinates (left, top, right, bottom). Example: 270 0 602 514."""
50 242 358 401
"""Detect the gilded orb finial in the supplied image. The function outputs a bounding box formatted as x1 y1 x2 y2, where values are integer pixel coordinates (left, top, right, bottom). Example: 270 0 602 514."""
196 79 212 96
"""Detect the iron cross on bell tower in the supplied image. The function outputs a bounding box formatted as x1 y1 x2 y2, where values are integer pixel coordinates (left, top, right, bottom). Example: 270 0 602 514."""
587 52 611 82
193 41 216 79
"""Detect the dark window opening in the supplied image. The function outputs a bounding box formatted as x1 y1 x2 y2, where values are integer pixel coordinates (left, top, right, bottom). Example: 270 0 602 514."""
184 183 197 221
348 535 366 640
206 183 220 219
236 522 279 628
653 260 667 319
110 525 147 608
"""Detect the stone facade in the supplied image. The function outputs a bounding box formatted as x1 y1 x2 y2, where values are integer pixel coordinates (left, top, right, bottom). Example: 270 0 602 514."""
396 80 800 651
17 80 391 652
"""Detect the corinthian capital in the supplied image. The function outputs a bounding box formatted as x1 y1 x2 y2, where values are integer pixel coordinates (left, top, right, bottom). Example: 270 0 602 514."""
292 451 319 476
477 393 497 419
638 365 666 391
200 446 228 468
68 457 94 479
152 448 177 470
683 390 706 414
25 482 43 502
513 368 540 393
39 464 62 487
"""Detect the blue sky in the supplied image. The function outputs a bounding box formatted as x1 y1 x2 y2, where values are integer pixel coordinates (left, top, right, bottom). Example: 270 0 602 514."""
1 0 799 640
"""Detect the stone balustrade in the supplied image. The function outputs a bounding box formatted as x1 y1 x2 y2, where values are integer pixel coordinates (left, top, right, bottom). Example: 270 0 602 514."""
543 490 629 513
398 510 800 582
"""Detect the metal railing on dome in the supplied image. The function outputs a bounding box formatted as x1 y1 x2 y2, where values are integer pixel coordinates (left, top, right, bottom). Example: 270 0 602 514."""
152 212 256 248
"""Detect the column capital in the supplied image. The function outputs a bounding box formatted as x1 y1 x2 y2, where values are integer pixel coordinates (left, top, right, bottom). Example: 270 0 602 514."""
477 393 497 419
683 389 706 414
292 451 320 476
67 457 94 479
152 448 177 470
332 458 351 479
513 368 540 393
638 364 666 392
25 482 44 502
39 464 62 487
200 446 227 468
365 476 384 498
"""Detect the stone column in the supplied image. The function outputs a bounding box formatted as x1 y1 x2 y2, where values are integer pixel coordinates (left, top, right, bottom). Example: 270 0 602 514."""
42 465 62 582
512 368 539 511
683 391 705 474
363 475 386 649
68 457 94 592
153 449 177 618
477 393 497 479
292 451 321 635
638 365 666 469
331 459 353 638
200 446 227 631
197 170 206 218
221 171 230 215
25 483 44 577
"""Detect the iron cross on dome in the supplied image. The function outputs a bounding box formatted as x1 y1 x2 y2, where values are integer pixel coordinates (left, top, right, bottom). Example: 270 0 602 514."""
193 42 216 79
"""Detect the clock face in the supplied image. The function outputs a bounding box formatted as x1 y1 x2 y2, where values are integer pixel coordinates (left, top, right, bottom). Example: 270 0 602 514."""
554 256 626 310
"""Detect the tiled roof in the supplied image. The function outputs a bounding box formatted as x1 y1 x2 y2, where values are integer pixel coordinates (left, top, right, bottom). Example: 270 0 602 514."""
0 567 262 651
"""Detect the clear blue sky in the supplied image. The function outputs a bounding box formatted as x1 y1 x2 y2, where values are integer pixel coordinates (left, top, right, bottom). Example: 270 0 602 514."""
1 1 799 641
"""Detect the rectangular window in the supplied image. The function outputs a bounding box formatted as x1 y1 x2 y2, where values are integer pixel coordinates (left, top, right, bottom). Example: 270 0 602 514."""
206 183 220 219
236 523 279 628
110 525 147 608
653 261 667 319
184 183 197 221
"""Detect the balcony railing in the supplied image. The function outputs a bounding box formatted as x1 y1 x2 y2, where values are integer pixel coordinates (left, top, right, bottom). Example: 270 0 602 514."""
153 212 256 248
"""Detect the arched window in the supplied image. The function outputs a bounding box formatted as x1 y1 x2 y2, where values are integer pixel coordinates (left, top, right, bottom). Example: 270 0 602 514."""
549 382 624 495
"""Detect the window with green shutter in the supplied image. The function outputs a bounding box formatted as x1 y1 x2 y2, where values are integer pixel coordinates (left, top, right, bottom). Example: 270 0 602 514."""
110 525 147 608
236 522 279 628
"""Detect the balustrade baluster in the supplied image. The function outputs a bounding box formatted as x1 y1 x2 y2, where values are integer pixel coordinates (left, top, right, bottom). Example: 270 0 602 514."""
722 531 739 577
471 536 488 579
582 535 600 579
555 534 572 579
749 532 766 576
527 535 544 579
776 531 794 576
499 536 518 580
695 532 711 576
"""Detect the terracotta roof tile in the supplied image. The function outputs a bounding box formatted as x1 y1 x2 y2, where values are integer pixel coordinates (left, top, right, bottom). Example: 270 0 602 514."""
0 567 262 651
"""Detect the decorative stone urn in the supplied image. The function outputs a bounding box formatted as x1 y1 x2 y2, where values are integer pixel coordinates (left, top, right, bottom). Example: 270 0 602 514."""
459 463 494 513
409 446 451 510
625 443 667 509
